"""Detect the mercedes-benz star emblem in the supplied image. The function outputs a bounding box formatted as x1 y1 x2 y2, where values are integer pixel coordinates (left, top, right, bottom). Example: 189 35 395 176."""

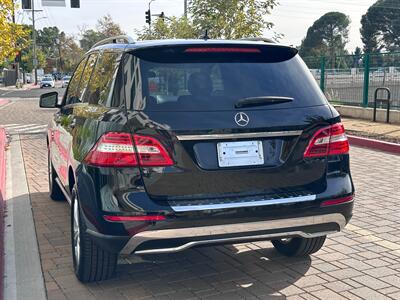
234 112 250 127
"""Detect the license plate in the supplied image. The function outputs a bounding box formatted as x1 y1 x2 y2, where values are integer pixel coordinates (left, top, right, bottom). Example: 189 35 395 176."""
217 141 264 167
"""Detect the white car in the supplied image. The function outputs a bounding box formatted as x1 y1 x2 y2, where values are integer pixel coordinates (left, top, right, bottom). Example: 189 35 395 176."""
40 77 55 88
61 76 71 88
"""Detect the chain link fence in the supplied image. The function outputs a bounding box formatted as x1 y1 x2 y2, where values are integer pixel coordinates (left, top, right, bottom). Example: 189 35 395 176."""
303 52 400 110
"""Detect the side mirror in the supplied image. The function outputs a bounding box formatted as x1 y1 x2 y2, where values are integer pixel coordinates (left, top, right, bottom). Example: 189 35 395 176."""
39 92 58 108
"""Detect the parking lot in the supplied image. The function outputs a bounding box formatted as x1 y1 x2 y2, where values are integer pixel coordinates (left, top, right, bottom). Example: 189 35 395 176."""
2 98 400 299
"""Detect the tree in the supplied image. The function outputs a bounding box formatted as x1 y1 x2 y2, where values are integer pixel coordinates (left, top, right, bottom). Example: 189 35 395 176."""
0 0 31 63
189 0 277 39
299 12 350 67
136 16 197 40
21 48 46 71
136 0 278 40
59 32 84 73
361 0 400 53
79 14 125 51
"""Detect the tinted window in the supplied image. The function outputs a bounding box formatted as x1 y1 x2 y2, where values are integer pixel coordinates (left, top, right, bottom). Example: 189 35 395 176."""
65 57 87 105
82 52 121 107
126 49 327 112
76 53 98 103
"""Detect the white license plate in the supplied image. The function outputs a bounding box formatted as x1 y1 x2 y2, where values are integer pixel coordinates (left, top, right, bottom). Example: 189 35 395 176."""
217 141 264 167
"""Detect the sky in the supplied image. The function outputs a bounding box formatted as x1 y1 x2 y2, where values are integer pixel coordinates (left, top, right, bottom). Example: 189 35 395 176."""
15 0 377 52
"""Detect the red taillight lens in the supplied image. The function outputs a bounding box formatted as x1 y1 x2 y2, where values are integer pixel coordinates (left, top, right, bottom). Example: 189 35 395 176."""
134 135 174 167
321 195 354 207
184 47 261 53
104 215 166 222
84 132 137 167
84 132 174 167
304 123 349 158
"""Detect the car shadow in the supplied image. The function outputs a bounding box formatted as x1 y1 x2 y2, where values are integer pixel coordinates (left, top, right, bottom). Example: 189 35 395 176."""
115 243 311 298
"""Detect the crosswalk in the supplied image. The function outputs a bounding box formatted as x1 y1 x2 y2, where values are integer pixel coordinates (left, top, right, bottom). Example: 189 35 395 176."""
2 123 48 135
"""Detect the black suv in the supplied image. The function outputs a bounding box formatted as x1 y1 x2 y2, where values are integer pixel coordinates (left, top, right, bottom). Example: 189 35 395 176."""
40 36 354 282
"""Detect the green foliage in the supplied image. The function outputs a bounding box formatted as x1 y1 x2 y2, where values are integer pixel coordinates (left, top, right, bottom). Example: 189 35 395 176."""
136 16 197 40
21 48 46 70
299 12 350 67
361 0 400 53
79 14 125 51
189 0 277 39
136 0 278 40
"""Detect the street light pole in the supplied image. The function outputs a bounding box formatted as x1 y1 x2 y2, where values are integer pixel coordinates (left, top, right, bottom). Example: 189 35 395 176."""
184 0 187 18
32 0 38 85
148 0 155 34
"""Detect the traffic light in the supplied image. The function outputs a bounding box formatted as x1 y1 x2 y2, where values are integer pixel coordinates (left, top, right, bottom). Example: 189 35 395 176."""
145 9 151 24
15 51 21 63
21 0 32 9
71 0 80 8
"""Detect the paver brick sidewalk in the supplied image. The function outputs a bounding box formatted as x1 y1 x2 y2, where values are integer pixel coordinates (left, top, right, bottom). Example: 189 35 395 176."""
342 117 400 144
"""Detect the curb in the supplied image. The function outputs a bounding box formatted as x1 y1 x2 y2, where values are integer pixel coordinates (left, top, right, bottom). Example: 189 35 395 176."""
348 134 400 155
0 128 6 300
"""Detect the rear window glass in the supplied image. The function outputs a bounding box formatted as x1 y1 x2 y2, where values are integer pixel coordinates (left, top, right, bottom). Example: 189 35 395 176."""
125 46 327 112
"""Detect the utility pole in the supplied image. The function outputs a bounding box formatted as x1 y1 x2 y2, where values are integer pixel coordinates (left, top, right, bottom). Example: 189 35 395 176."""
184 0 187 18
32 0 38 85
11 0 20 86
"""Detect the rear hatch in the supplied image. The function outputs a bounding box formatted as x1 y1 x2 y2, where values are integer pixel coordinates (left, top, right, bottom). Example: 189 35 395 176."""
124 42 333 202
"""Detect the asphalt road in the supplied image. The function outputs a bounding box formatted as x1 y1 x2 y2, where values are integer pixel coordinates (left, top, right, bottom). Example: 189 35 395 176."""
0 86 65 99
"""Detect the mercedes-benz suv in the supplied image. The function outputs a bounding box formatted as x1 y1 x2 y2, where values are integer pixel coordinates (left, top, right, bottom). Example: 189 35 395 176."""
39 36 354 282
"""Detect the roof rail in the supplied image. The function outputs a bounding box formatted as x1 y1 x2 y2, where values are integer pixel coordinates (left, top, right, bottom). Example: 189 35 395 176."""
240 37 275 43
92 35 135 48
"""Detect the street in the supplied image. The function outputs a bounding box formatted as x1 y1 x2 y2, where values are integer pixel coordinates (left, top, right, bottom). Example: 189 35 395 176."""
0 89 399 299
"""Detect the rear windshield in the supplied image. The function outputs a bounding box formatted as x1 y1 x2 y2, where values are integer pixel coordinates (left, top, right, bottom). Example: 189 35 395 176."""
125 46 327 111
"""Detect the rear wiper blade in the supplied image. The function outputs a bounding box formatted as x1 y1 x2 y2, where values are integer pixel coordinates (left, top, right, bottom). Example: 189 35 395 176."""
235 96 294 108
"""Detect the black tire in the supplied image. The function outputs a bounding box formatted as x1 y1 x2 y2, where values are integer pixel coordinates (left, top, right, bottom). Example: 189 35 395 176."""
272 236 326 257
71 186 117 282
48 151 65 201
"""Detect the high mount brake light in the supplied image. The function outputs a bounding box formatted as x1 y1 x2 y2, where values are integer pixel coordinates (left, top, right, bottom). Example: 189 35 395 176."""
84 132 173 167
184 47 261 53
304 123 349 158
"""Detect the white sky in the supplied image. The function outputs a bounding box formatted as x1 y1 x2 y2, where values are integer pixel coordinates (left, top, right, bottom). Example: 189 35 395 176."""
16 0 377 52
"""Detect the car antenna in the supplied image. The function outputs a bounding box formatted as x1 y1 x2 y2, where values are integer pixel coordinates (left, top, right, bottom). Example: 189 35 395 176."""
200 29 210 40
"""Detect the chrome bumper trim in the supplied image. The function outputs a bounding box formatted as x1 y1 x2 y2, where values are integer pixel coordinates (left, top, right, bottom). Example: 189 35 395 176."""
176 130 303 141
120 213 346 255
170 195 316 212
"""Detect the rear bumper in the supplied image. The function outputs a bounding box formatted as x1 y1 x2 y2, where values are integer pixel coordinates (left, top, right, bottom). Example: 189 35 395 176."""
120 213 346 255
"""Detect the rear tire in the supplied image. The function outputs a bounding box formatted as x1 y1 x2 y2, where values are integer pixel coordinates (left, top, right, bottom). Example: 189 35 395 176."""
48 151 65 201
71 186 117 282
272 236 326 256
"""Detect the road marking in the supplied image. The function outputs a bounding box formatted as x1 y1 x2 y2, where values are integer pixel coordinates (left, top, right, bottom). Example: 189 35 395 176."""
2 124 47 135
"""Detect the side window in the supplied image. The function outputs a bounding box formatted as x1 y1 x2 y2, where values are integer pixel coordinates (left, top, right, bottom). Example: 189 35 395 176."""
76 53 98 103
65 57 87 105
83 52 121 107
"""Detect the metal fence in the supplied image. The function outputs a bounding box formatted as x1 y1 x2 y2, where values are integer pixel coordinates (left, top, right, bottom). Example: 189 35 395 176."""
303 52 400 109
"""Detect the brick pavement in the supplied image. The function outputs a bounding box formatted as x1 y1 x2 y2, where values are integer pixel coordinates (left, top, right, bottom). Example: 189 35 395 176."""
19 133 400 300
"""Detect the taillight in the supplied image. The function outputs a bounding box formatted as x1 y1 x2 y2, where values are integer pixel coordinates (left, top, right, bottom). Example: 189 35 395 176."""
84 132 137 167
184 47 261 53
134 135 174 167
304 123 349 158
321 195 354 207
84 132 174 167
103 215 166 222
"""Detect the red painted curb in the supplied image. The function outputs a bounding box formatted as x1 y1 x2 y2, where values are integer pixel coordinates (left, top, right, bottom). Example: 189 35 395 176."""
348 134 400 155
0 128 5 300
0 100 9 106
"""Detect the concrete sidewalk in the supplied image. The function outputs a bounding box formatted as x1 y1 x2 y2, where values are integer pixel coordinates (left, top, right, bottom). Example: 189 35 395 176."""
342 117 400 144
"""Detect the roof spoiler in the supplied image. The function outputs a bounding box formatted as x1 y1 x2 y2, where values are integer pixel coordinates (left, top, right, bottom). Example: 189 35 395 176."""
92 35 135 49
240 37 275 44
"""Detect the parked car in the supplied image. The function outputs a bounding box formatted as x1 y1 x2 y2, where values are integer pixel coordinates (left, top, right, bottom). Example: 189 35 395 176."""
40 77 55 88
61 76 71 88
39 36 354 282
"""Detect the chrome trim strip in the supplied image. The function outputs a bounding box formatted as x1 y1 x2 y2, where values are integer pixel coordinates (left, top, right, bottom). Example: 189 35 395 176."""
176 130 303 141
171 195 316 212
134 231 336 255
120 213 346 255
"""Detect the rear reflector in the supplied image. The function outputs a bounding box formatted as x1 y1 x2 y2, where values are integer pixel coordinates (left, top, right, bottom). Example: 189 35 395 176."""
104 215 166 222
84 132 173 167
304 123 349 158
321 195 354 207
184 47 261 53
